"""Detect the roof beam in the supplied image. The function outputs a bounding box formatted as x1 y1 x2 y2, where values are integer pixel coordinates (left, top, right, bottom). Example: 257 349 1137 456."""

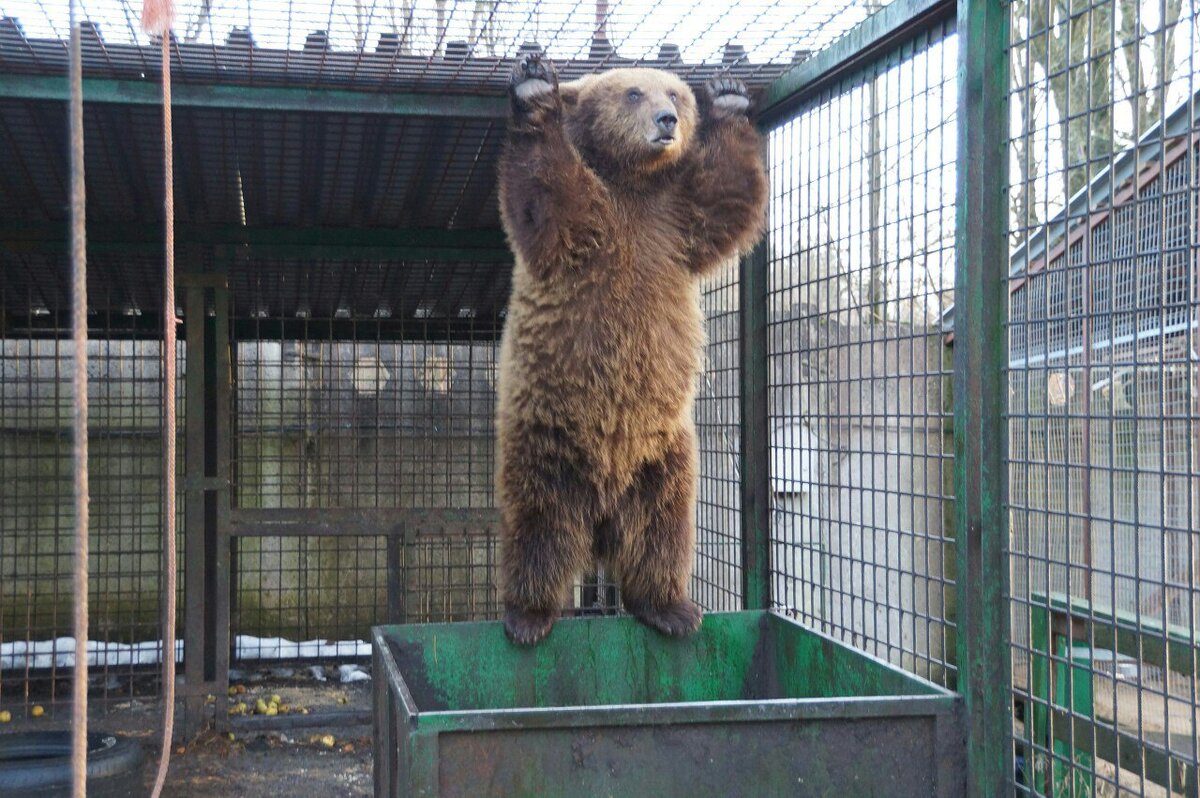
2 311 504 342
0 74 509 120
755 0 954 129
2 223 512 262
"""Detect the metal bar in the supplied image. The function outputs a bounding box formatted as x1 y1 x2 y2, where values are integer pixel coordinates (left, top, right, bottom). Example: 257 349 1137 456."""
212 285 232 724
1 223 512 262
0 74 509 120
1034 591 1198 678
386 536 405 624
739 239 771 610
182 285 208 739
373 641 396 797
414 694 962 734
755 0 955 129
229 507 501 537
0 314 505 343
1042 706 1197 794
952 0 1011 794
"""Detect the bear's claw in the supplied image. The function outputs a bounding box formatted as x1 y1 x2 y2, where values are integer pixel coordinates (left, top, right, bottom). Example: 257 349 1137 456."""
627 599 703 637
504 604 557 645
510 52 557 107
707 77 751 116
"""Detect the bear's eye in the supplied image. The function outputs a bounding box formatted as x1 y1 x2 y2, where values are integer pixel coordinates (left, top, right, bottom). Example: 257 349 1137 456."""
626 89 642 103
669 91 678 103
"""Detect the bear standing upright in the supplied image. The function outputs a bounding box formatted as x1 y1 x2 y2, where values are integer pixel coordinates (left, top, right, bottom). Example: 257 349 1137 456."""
496 54 768 645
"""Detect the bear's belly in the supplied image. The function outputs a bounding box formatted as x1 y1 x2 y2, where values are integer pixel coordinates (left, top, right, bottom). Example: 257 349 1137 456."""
499 273 703 482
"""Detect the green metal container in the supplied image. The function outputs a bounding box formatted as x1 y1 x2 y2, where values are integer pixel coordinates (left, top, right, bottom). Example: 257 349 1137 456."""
372 610 963 797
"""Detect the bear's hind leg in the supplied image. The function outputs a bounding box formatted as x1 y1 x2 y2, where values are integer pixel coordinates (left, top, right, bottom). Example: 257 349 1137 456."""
610 431 702 637
500 477 593 645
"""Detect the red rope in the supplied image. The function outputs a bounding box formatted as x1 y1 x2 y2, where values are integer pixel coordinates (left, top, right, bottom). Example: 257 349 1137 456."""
67 0 89 794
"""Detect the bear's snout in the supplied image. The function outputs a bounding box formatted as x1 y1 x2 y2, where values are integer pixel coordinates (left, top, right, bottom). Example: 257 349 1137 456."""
654 111 678 139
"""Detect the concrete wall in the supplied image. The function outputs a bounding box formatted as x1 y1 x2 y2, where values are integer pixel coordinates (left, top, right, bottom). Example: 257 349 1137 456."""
0 338 500 645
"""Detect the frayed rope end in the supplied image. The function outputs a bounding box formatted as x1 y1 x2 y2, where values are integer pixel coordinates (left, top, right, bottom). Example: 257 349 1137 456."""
140 0 175 36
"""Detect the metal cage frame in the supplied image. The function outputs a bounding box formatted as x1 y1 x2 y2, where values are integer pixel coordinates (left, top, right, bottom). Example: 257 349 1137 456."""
2 0 1198 794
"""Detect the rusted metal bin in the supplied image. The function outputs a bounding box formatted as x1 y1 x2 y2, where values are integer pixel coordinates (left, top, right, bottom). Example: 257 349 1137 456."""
372 610 963 797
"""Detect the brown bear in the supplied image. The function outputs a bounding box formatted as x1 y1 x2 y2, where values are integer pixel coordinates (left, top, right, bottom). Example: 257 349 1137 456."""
496 54 768 645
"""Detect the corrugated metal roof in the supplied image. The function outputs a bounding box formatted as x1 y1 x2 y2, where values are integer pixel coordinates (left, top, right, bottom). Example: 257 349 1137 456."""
0 2 843 323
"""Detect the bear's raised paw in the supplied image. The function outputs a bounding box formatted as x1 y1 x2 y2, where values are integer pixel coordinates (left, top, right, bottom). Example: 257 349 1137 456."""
511 53 557 108
627 599 703 638
707 77 751 117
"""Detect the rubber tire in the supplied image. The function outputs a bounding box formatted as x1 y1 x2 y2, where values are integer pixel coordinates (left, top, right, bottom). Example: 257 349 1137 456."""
0 730 145 797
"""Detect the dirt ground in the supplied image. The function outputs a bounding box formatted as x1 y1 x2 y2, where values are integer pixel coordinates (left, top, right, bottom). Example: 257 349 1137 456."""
152 676 374 796
147 723 373 797
4 668 376 796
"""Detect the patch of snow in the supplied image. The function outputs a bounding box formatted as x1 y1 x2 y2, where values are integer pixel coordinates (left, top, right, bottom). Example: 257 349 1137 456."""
0 638 184 670
2 635 371 671
337 664 370 683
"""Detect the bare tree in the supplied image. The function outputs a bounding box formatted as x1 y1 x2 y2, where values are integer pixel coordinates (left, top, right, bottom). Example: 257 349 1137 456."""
183 0 213 43
389 0 418 55
469 0 500 56
1010 0 1044 229
1117 0 1184 141
864 0 886 323
436 0 448 50
1041 0 1115 199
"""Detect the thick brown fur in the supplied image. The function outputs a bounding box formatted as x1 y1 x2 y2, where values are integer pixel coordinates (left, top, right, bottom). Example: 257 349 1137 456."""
496 55 768 645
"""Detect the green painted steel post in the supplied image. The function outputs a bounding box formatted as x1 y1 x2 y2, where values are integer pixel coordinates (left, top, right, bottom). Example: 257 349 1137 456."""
739 238 771 611
953 0 1012 794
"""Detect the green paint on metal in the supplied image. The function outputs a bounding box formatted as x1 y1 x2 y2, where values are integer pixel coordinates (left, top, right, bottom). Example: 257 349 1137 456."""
1036 591 1199 678
756 0 954 130
1030 604 1095 798
0 74 508 119
1029 595 1199 794
374 612 965 797
953 0 1012 794
766 614 942 699
739 240 771 611
393 613 763 711
381 611 947 715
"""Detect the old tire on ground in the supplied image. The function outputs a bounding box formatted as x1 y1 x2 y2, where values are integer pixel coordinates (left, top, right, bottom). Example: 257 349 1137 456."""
0 730 145 797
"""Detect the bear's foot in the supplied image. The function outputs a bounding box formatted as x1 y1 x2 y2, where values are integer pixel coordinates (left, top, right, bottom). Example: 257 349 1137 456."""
504 603 557 646
627 599 703 638
510 52 557 106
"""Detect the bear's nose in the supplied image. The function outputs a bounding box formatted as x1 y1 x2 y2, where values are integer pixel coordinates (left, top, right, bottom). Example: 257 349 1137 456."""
654 111 678 135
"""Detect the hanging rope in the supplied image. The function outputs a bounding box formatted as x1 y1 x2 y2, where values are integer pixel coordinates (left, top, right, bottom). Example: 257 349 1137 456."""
142 0 177 795
67 0 89 794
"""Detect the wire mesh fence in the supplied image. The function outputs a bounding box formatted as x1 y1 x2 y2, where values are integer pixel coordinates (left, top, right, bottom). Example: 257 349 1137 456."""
693 267 744 613
762 17 959 687
228 307 503 661
2 0 884 91
2 0 1198 787
0 302 184 714
1007 0 1200 791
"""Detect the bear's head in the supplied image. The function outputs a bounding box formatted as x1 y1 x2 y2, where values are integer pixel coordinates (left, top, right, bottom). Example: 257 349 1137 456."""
561 68 698 178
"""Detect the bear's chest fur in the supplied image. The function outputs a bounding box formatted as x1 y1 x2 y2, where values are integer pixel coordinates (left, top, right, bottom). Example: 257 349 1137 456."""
498 188 706 483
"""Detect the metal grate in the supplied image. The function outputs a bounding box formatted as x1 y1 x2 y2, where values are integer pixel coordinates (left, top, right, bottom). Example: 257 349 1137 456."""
763 18 958 686
2 0 887 90
0 301 185 714
231 323 499 513
1007 0 1200 790
693 266 743 613
229 309 501 660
